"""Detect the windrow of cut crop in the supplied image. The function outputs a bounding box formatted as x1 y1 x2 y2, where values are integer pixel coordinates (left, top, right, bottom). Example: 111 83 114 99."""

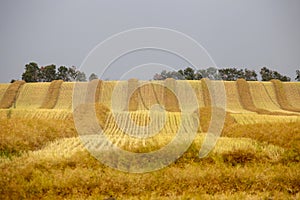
283 82 300 109
0 83 10 103
128 78 139 111
40 80 63 109
85 79 103 103
0 80 25 109
134 81 165 110
15 82 50 109
248 82 296 115
200 78 211 107
164 78 180 112
236 79 292 115
271 79 300 112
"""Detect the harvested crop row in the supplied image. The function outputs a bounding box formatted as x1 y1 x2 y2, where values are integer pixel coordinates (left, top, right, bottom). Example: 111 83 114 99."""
231 113 300 125
15 82 50 109
201 78 211 107
236 79 295 115
0 109 72 120
40 80 63 109
136 81 165 110
248 82 296 115
100 81 118 109
164 78 180 112
0 83 10 103
283 82 300 109
0 81 25 109
54 82 74 110
128 78 139 111
187 80 205 108
224 81 253 113
101 111 197 152
271 79 300 112
84 79 103 103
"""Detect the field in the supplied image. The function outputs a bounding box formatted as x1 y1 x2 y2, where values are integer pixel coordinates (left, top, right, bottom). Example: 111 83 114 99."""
0 79 300 199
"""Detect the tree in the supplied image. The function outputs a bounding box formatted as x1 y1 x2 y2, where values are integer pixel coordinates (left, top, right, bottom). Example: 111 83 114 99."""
89 73 98 81
196 67 220 80
75 71 87 82
296 70 300 81
67 66 78 81
178 67 195 80
39 64 57 82
244 69 258 81
218 68 245 81
57 66 70 81
22 62 40 82
153 70 183 80
260 67 291 81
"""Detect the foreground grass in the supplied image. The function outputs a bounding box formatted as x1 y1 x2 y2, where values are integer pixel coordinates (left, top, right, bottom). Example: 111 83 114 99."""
0 117 299 199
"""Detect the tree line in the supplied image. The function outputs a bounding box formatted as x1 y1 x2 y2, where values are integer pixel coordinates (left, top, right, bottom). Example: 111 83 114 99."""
18 62 99 83
15 62 300 82
153 67 300 82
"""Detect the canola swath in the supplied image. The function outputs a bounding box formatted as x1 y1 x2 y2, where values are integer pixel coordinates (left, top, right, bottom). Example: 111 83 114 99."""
248 81 296 114
0 83 10 102
54 82 74 110
284 82 300 109
15 83 50 109
224 81 253 113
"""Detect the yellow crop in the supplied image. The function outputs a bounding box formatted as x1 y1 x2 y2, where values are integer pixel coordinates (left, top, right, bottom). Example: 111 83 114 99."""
54 82 73 110
40 80 63 109
0 81 25 109
283 82 300 109
248 81 296 114
271 79 300 112
231 113 300 125
0 83 10 102
224 81 253 113
15 82 50 109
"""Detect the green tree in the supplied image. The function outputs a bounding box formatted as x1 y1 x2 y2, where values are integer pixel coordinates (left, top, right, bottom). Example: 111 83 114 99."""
89 73 98 81
196 67 220 80
219 68 245 81
244 69 258 81
178 67 195 80
296 70 300 81
39 64 57 82
57 66 70 81
21 62 40 82
76 71 87 82
260 67 291 81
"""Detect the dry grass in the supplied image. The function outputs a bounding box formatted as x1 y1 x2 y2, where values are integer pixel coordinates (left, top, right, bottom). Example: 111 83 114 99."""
15 82 50 109
231 113 300 125
1 80 300 198
0 81 25 109
40 80 63 109
0 118 76 157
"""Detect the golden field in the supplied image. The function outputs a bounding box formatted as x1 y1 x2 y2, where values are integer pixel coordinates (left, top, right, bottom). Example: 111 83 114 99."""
0 79 299 199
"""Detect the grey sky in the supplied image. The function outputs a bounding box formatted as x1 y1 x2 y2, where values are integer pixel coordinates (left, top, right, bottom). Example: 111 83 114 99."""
0 0 299 82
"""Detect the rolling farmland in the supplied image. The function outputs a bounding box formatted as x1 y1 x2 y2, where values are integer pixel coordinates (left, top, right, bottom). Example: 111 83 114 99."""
0 79 300 199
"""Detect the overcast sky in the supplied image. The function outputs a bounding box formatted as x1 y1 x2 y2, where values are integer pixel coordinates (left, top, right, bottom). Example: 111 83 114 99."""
0 0 300 82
